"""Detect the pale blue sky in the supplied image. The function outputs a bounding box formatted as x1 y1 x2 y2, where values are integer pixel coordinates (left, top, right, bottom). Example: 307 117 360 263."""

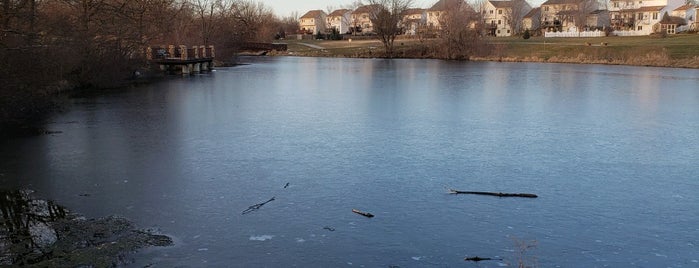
259 0 432 17
260 0 548 17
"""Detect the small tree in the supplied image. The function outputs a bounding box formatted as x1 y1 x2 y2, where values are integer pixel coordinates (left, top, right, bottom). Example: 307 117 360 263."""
315 30 324 39
367 0 413 58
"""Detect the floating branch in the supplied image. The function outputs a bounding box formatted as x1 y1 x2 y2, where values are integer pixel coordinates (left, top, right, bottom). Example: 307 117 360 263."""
283 182 290 189
241 197 276 215
465 256 503 262
352 209 374 218
449 189 538 198
323 226 336 232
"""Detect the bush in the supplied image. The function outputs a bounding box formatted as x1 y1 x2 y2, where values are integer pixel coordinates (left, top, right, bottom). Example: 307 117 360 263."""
523 29 531 39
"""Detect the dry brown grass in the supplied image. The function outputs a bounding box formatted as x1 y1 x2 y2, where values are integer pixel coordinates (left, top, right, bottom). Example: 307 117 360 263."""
282 34 699 68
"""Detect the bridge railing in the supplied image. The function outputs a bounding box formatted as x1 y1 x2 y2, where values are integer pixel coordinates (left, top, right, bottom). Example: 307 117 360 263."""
147 45 215 60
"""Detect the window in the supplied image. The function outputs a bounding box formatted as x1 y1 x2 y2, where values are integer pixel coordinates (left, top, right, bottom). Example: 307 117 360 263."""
637 25 642 30
637 13 642 20
490 10 494 14
613 2 619 7
498 19 502 24
653 12 658 19
497 30 501 33
544 6 549 11
507 29 510 33
498 10 502 14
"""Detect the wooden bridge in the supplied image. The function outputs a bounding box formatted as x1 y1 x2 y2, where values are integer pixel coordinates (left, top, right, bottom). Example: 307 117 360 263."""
237 42 287 53
147 45 214 75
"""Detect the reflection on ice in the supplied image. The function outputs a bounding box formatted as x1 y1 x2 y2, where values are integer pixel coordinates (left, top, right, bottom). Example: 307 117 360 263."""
249 235 274 241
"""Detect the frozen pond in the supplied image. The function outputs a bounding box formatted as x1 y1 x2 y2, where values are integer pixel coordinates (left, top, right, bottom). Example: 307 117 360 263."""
2 57 698 267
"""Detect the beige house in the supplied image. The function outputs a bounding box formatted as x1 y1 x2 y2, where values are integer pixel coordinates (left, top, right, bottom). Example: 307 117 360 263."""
672 4 695 31
299 10 327 35
586 9 610 30
402 8 427 35
327 9 352 34
482 0 532 36
426 0 469 30
522 7 541 31
352 4 381 34
609 0 684 34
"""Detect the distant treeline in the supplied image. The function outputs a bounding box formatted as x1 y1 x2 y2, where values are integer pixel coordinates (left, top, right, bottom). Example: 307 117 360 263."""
0 0 299 129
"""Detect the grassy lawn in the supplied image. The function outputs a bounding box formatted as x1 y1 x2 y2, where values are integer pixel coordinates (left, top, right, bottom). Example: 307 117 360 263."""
279 34 699 67
491 34 699 59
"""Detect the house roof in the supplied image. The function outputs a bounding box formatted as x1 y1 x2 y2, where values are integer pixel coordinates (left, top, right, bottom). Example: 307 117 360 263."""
541 0 582 6
328 9 350 17
523 7 541 18
489 1 513 9
354 4 381 14
300 10 325 19
403 8 425 15
428 0 468 11
589 9 607 14
659 13 687 25
674 4 694 11
635 6 665 12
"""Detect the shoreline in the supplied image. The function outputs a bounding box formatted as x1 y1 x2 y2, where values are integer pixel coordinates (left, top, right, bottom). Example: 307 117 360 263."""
271 34 699 69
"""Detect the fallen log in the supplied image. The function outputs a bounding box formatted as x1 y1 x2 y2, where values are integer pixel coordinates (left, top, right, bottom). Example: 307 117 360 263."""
449 189 538 198
465 256 502 262
352 209 374 218
241 197 276 215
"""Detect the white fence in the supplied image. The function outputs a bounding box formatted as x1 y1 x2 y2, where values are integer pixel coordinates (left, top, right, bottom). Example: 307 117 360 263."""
544 30 606 38
612 30 647 36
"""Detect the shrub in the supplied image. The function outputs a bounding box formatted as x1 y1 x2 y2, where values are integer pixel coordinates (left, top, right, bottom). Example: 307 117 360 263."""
523 29 531 39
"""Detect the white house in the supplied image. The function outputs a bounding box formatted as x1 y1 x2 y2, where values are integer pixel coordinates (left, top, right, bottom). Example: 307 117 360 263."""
609 0 685 35
483 0 532 36
540 0 600 33
327 9 352 34
402 8 427 35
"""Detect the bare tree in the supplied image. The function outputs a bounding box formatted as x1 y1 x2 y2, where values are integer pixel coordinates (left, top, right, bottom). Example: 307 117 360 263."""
436 0 487 59
504 0 531 34
367 0 413 57
558 0 598 31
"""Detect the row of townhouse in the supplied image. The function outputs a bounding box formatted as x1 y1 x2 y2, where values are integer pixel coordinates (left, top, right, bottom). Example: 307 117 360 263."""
534 0 696 35
299 5 379 35
299 0 511 36
299 0 698 37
